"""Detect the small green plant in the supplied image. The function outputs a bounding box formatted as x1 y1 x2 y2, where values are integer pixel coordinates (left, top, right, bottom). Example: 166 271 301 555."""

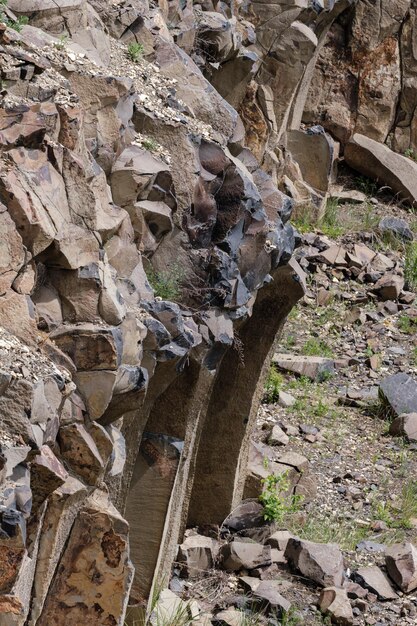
398 480 417 528
301 338 333 358
263 365 284 403
354 175 378 197
259 472 303 522
405 242 417 291
127 42 144 62
319 198 344 238
283 334 296 348
288 511 369 551
292 208 315 234
55 33 69 50
398 314 417 335
142 137 158 151
147 264 185 301
280 607 303 626
6 14 29 31
405 147 417 161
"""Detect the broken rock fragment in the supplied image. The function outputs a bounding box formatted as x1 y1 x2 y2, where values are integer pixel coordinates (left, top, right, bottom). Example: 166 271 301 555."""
354 566 398 601
319 587 353 625
385 542 417 593
220 540 271 571
253 580 291 614
273 353 335 381
379 373 417 416
178 534 220 578
389 413 417 442
285 538 344 587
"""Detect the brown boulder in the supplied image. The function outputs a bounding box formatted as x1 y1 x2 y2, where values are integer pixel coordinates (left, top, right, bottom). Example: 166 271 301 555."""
389 413 417 442
385 542 417 593
178 534 220 578
319 587 353 625
345 134 417 206
220 540 271 572
285 538 344 587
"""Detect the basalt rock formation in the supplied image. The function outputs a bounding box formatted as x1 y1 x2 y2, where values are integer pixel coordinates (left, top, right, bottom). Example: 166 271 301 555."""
0 0 415 624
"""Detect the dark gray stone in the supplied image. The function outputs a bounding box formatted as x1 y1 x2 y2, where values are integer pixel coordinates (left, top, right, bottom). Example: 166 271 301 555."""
379 373 417 416
379 217 413 241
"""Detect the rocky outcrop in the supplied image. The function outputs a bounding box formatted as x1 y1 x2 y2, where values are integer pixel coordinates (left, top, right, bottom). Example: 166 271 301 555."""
0 0 318 620
2 0 417 623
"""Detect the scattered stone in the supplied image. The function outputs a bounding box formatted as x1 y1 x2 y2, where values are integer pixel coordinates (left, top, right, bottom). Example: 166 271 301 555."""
220 541 271 572
268 425 289 446
178 534 220 578
379 373 417 416
356 541 386 554
389 413 417 442
214 608 245 626
379 217 413 241
254 580 291 614
319 587 354 625
278 391 296 408
285 538 344 587
385 542 417 593
273 354 335 381
372 273 404 301
223 500 265 531
354 566 398 601
266 530 293 552
345 134 417 206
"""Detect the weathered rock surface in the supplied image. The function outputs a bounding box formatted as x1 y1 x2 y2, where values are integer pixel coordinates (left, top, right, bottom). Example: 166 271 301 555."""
2 0 417 623
345 135 417 206
319 587 354 625
385 543 417 593
273 354 335 381
379 373 417 416
220 541 271 572
354 566 398 601
285 538 345 587
389 413 417 442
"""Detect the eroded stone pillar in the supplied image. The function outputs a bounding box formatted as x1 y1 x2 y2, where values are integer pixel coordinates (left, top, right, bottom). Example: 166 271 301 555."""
124 360 215 607
187 262 305 526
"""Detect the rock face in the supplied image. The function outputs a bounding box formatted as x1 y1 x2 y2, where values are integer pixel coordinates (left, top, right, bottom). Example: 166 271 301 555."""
0 0 310 615
1 0 416 623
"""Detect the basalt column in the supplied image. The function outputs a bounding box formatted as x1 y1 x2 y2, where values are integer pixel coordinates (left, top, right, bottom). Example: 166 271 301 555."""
124 358 215 609
187 261 305 526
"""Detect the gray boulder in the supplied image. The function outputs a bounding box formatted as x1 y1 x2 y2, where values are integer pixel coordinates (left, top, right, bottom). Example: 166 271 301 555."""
285 538 344 587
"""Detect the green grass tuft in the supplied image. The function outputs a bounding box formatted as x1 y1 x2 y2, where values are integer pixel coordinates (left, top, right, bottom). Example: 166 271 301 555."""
147 264 185 301
127 42 144 62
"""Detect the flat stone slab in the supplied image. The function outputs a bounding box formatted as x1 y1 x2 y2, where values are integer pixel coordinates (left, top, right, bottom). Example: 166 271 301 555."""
273 353 335 381
354 566 398 600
